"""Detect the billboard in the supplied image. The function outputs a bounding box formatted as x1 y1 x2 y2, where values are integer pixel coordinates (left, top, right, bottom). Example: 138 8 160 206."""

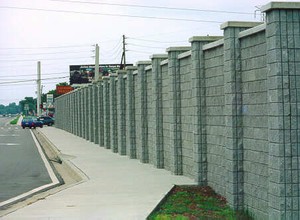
56 85 74 95
69 64 132 85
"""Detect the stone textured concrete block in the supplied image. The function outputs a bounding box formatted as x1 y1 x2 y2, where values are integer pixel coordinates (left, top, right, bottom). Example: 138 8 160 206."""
53 3 300 219
110 74 118 153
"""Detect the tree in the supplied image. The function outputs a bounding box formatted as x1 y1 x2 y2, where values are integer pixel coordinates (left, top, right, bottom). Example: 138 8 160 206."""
0 104 6 114
0 103 20 114
19 97 36 115
6 103 20 114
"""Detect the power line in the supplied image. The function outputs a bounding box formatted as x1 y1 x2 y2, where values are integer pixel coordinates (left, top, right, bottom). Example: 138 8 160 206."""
128 50 154 55
100 37 123 54
0 6 223 23
0 50 92 56
0 63 70 68
128 37 187 44
0 72 70 80
99 40 123 57
0 84 35 87
0 77 68 81
51 0 253 15
0 56 93 62
0 76 69 85
128 43 166 49
100 47 123 61
0 80 67 87
0 44 92 50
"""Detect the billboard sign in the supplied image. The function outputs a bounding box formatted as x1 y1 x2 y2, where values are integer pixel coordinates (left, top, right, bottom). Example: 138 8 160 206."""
69 64 133 85
56 85 74 95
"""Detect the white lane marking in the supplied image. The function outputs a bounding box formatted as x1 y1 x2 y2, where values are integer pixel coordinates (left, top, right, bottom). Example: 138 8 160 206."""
0 143 20 146
29 129 60 184
0 134 20 137
0 130 60 208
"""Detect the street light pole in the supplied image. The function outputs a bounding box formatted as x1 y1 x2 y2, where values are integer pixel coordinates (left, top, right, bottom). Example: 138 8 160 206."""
37 61 41 116
94 44 100 82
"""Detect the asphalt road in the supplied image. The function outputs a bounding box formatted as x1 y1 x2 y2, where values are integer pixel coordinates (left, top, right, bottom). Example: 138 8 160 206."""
0 117 53 204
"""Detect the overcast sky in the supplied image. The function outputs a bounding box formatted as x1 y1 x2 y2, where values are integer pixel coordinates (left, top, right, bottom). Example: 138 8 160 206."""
0 0 296 105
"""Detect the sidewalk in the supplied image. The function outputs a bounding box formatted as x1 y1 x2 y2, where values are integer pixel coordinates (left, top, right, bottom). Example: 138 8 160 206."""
3 127 195 220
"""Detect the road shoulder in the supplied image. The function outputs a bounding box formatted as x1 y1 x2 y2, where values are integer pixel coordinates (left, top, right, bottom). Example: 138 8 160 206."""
0 128 87 217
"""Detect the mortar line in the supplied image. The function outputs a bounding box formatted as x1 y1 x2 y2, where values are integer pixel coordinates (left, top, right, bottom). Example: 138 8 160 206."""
298 10 300 214
293 9 300 214
286 14 293 212
287 10 295 213
279 10 287 217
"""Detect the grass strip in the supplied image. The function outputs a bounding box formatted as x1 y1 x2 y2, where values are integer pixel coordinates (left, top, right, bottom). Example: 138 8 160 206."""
148 185 252 220
10 115 20 125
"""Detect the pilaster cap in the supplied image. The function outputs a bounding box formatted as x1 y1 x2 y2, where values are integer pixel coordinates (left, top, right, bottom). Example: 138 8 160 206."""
220 21 263 30
166 46 191 52
125 66 137 71
136 61 151 65
150 54 168 59
145 65 152 71
189 36 223 43
109 73 118 77
117 70 127 75
261 2 300 12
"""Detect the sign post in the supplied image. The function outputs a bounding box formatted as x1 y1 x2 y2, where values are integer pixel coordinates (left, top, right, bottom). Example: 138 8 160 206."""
46 94 54 109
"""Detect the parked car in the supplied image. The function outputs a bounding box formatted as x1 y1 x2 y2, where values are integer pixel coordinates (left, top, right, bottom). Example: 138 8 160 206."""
21 117 43 129
37 116 55 126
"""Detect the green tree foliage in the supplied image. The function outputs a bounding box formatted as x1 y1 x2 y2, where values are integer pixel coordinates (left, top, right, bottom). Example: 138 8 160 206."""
0 102 21 114
19 97 36 115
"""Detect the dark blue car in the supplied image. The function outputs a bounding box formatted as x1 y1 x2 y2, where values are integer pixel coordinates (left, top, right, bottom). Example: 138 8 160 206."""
37 116 55 126
21 117 43 129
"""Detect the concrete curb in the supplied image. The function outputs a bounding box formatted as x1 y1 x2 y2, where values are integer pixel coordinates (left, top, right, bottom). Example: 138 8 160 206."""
0 128 88 217
34 128 89 183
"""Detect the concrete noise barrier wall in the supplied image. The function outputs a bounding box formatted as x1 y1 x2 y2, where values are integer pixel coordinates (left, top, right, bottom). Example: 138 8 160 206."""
54 2 300 219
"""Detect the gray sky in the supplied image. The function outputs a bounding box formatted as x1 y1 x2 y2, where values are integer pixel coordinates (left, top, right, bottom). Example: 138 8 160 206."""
0 0 294 105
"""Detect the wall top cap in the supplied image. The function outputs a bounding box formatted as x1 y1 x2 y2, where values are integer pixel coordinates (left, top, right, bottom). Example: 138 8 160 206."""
136 61 152 65
150 54 168 59
102 76 110 80
125 66 137 70
166 46 191 52
117 70 127 74
109 73 118 77
261 2 300 12
145 65 152 71
220 21 263 30
189 36 223 43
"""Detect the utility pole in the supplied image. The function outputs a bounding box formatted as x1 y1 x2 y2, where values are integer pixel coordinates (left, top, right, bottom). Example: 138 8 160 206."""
120 35 126 69
37 61 41 116
94 43 100 82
